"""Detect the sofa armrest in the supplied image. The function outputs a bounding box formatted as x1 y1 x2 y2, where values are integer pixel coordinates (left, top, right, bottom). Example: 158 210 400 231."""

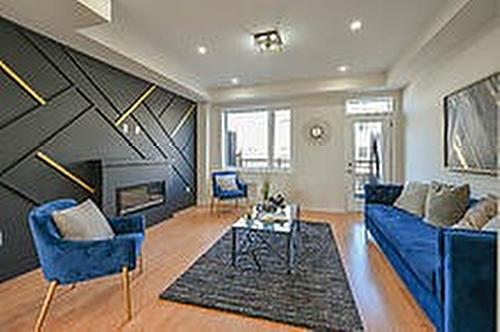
364 184 403 205
109 214 146 235
442 229 496 332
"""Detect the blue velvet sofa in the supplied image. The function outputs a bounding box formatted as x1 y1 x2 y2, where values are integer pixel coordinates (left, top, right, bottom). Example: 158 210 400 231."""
364 184 496 332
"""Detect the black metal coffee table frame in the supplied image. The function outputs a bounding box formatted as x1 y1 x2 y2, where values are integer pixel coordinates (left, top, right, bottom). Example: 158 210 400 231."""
231 219 300 274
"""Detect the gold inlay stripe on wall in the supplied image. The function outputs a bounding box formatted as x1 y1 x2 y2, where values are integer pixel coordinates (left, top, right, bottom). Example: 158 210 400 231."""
0 59 47 105
36 151 96 194
115 85 156 126
171 104 196 138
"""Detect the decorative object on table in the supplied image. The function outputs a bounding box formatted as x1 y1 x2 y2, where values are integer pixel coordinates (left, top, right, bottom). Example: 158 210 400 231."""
268 193 286 209
160 221 363 331
304 118 331 145
232 204 300 273
261 180 270 201
28 199 145 332
211 170 248 213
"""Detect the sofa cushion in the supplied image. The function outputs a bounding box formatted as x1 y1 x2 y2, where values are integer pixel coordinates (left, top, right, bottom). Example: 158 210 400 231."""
394 181 430 217
424 182 470 227
453 196 498 230
366 204 441 293
482 215 500 231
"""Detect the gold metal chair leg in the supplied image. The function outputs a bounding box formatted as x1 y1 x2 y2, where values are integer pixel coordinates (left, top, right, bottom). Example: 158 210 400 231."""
121 266 132 321
138 255 144 275
35 281 58 332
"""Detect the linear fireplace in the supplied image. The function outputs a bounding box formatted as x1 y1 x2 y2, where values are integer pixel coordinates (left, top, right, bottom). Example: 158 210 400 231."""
116 181 166 215
78 159 172 226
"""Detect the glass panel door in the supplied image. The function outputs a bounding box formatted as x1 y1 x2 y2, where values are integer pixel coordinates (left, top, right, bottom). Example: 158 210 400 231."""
345 116 393 211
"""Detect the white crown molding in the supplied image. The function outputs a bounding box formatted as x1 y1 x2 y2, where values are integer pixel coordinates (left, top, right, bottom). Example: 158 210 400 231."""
209 73 387 104
387 0 497 88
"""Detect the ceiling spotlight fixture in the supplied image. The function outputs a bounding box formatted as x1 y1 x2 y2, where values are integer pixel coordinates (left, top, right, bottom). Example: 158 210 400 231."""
253 29 284 53
337 65 350 72
349 20 363 32
197 46 208 55
231 77 240 85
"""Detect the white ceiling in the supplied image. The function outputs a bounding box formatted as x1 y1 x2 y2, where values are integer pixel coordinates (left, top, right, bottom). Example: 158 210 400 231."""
116 0 443 88
1 0 496 101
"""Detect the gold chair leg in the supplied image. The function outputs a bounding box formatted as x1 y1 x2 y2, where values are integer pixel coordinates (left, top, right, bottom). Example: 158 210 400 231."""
35 281 58 332
210 197 214 213
138 255 144 275
121 266 132 321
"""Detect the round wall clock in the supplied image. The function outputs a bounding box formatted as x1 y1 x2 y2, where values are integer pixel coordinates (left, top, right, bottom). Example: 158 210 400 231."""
304 119 331 145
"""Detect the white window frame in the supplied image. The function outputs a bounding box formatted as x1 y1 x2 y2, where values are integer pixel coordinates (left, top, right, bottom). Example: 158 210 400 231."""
222 108 291 171
345 96 394 116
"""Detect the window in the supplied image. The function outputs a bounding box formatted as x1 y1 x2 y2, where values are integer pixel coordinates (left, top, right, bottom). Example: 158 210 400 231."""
346 96 394 115
223 109 291 169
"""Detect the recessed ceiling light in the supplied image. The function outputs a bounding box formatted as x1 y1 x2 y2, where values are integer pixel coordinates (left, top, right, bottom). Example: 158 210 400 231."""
349 20 362 32
231 77 240 85
197 46 208 55
337 65 350 72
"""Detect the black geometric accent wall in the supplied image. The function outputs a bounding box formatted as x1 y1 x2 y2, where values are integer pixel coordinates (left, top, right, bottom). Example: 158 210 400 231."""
0 17 197 282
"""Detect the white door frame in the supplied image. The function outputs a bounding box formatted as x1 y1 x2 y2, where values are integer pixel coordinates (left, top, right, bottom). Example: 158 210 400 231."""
344 114 395 211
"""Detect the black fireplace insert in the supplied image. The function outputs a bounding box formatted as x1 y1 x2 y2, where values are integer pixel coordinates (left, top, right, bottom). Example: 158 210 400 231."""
116 181 166 215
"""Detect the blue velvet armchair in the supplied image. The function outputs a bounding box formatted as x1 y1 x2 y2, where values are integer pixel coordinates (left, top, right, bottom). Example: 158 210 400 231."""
28 199 145 331
211 170 248 212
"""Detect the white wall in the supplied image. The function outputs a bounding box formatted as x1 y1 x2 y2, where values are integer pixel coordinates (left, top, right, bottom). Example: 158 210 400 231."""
200 91 402 212
290 98 346 211
403 19 500 196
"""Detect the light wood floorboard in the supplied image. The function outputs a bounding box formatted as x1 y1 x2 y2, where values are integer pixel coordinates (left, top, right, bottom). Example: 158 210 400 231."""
0 206 434 332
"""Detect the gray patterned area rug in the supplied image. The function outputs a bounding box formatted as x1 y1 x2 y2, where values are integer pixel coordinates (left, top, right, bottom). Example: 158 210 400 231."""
160 221 364 331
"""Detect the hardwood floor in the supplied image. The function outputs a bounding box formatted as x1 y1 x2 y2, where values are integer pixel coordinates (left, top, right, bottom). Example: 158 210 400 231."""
0 206 434 332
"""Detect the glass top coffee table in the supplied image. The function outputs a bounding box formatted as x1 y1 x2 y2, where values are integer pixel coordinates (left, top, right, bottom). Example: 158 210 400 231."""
231 204 300 273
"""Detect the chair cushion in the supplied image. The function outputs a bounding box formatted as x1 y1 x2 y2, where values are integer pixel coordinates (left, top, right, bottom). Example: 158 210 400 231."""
52 199 115 241
366 204 441 293
218 189 246 199
216 174 239 191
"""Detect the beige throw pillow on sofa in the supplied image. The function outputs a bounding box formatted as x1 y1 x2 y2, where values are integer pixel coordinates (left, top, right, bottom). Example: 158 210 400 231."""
454 195 498 230
394 181 430 217
482 215 500 231
424 182 470 227
52 199 115 241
